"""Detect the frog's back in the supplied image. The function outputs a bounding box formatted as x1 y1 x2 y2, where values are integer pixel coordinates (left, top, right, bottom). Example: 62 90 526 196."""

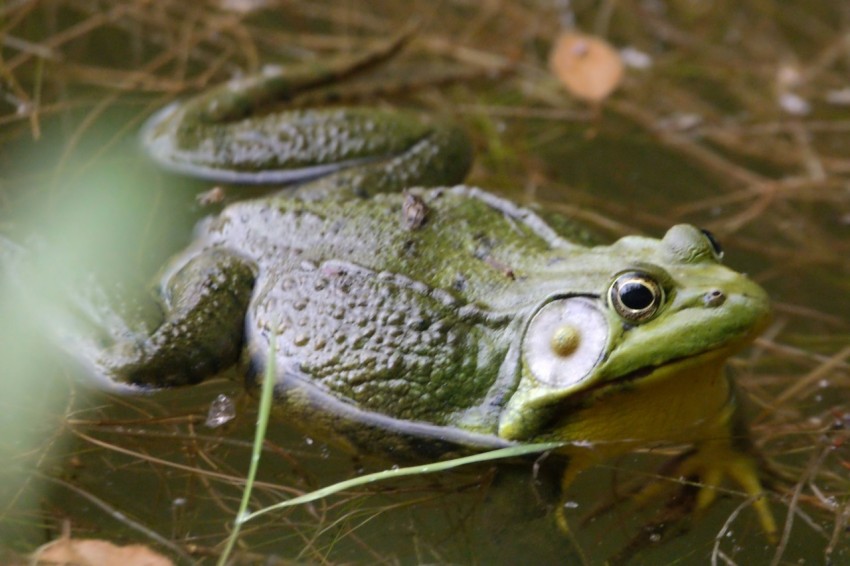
204 186 585 306
206 187 590 449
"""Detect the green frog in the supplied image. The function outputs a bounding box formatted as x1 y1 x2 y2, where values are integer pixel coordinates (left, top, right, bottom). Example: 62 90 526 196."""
86 36 776 538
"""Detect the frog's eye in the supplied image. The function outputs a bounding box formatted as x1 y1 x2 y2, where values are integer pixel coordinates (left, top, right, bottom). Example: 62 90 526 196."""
608 271 664 323
700 229 724 260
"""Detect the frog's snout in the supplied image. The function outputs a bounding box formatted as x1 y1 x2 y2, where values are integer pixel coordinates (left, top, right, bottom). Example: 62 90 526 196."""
706 275 772 341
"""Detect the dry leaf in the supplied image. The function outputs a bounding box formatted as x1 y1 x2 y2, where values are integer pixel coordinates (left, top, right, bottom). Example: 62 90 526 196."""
32 537 174 566
549 32 624 103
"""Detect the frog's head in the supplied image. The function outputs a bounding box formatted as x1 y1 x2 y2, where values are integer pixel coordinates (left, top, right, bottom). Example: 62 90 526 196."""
499 224 770 441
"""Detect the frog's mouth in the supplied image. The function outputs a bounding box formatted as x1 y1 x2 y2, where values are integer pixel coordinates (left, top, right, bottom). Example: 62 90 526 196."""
529 345 741 452
590 345 734 397
499 342 739 443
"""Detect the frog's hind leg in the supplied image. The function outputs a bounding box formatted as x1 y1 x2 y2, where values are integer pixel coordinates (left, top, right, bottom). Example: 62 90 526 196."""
288 119 473 201
141 28 426 184
173 26 416 127
91 249 256 389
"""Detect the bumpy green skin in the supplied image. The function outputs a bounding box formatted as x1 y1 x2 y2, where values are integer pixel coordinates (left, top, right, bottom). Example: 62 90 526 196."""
106 183 590 450
95 41 772 471
70 39 783 538
211 188 582 449
100 180 770 460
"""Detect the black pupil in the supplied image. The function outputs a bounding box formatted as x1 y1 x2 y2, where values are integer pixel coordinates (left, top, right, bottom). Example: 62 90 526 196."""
620 281 655 311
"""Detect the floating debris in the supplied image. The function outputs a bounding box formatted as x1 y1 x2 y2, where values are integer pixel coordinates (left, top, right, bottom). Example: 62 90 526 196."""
549 31 624 102
32 537 173 566
205 393 237 428
620 46 652 70
401 191 429 230
196 186 227 206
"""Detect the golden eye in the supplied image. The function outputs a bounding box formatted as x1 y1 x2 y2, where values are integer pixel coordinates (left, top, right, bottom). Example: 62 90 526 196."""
608 271 664 323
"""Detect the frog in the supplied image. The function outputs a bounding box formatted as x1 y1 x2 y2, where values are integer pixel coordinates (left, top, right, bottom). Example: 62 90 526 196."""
71 33 777 540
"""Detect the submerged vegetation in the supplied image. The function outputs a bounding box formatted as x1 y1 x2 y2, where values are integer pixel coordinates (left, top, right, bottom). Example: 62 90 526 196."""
1 0 849 564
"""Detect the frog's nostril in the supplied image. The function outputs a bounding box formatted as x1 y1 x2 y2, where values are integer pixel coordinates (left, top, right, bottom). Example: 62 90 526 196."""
703 289 726 308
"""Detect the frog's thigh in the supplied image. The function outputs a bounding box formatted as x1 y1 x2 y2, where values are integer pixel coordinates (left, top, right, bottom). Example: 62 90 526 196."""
105 249 256 388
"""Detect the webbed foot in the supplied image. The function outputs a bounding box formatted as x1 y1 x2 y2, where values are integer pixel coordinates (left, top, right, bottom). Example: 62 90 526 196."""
640 440 777 542
554 442 776 562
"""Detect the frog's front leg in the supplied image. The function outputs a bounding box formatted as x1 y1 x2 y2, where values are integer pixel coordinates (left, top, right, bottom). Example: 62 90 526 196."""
555 437 777 544
96 249 256 389
657 437 777 541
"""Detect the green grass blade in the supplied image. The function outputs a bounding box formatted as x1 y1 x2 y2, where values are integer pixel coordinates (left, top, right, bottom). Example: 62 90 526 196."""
241 440 565 523
217 333 277 566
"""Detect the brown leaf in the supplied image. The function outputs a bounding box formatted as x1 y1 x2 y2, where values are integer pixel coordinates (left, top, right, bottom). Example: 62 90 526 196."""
549 32 624 102
32 537 174 566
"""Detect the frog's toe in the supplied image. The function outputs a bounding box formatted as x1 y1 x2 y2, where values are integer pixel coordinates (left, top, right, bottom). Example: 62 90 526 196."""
669 444 777 542
581 444 777 544
722 452 778 543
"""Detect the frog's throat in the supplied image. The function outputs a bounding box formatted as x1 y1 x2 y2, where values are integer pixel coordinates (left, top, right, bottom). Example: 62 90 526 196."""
584 345 735 401
499 346 739 444
538 349 738 457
